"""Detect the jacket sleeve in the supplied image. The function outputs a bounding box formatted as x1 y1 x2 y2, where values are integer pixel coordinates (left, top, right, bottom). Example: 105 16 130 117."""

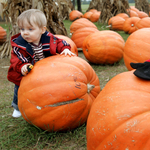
51 34 71 54
10 47 30 74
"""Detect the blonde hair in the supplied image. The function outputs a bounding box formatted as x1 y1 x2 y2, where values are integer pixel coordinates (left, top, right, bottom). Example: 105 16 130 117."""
17 9 47 28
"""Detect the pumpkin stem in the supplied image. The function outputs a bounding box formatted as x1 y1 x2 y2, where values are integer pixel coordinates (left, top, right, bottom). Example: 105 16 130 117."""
106 25 111 28
87 83 95 93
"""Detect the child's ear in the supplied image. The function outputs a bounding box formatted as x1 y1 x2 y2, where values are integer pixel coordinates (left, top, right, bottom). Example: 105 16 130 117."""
41 26 46 34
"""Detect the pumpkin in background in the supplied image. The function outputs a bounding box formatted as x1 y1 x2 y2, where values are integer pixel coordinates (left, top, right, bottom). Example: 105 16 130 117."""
129 6 140 14
116 13 129 20
137 11 148 19
87 70 150 150
70 18 97 34
55 34 78 56
82 30 125 64
108 16 125 31
71 27 98 49
69 10 83 21
83 11 93 20
123 28 150 71
135 17 150 30
0 26 7 45
123 17 141 34
128 9 139 17
18 55 100 132
89 11 101 22
88 9 97 13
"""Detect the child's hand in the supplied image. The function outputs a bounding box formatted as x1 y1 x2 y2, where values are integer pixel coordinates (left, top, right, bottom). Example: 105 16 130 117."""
21 63 32 76
60 49 76 56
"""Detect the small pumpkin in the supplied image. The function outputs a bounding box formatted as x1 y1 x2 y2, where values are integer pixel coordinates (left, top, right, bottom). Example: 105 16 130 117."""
0 26 7 45
71 27 98 48
55 34 78 56
82 30 125 64
87 70 150 150
70 18 97 34
123 28 150 70
69 10 83 21
18 55 100 132
108 16 125 31
123 17 141 34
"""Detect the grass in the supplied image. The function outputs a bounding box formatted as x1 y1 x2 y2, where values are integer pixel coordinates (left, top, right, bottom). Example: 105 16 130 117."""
0 5 130 149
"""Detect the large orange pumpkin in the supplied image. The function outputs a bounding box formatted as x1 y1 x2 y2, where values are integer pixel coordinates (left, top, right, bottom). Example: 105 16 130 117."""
70 18 97 34
123 17 141 34
71 27 98 48
0 26 7 45
108 16 125 31
55 34 78 56
89 11 101 22
82 30 125 64
83 11 93 20
128 9 139 17
87 70 150 150
69 10 83 21
116 13 129 20
123 28 150 71
135 17 150 30
137 11 148 19
18 55 100 132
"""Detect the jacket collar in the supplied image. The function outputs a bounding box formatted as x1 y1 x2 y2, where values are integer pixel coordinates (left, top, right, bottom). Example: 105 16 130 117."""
11 31 50 56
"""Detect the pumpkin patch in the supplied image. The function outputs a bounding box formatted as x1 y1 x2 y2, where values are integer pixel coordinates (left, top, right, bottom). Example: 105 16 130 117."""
18 55 100 132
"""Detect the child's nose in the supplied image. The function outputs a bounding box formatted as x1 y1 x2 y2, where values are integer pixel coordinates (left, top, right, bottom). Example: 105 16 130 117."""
24 30 29 34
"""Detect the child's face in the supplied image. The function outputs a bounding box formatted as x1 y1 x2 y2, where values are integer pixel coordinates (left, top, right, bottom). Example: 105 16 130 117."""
19 19 46 45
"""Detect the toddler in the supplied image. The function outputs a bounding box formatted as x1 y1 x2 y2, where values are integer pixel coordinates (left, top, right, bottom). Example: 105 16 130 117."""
7 9 75 118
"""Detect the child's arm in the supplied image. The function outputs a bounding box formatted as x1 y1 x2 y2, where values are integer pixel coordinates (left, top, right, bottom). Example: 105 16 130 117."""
60 49 76 56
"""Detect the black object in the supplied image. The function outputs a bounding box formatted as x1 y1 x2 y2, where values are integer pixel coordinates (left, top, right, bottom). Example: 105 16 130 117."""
130 62 150 80
27 65 33 73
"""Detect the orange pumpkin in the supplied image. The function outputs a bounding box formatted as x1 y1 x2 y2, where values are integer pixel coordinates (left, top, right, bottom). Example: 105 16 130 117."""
123 17 141 34
69 10 83 21
129 6 140 14
55 34 78 56
87 70 150 150
108 16 125 31
123 28 150 71
82 30 125 64
71 27 98 48
18 55 100 132
88 9 98 13
116 13 129 20
83 11 93 20
137 11 148 19
128 10 139 17
0 26 7 45
89 11 101 22
135 17 150 30
70 18 97 34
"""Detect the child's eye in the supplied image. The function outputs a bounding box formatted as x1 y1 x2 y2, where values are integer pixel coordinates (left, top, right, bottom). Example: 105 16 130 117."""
20 28 24 31
29 28 33 31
